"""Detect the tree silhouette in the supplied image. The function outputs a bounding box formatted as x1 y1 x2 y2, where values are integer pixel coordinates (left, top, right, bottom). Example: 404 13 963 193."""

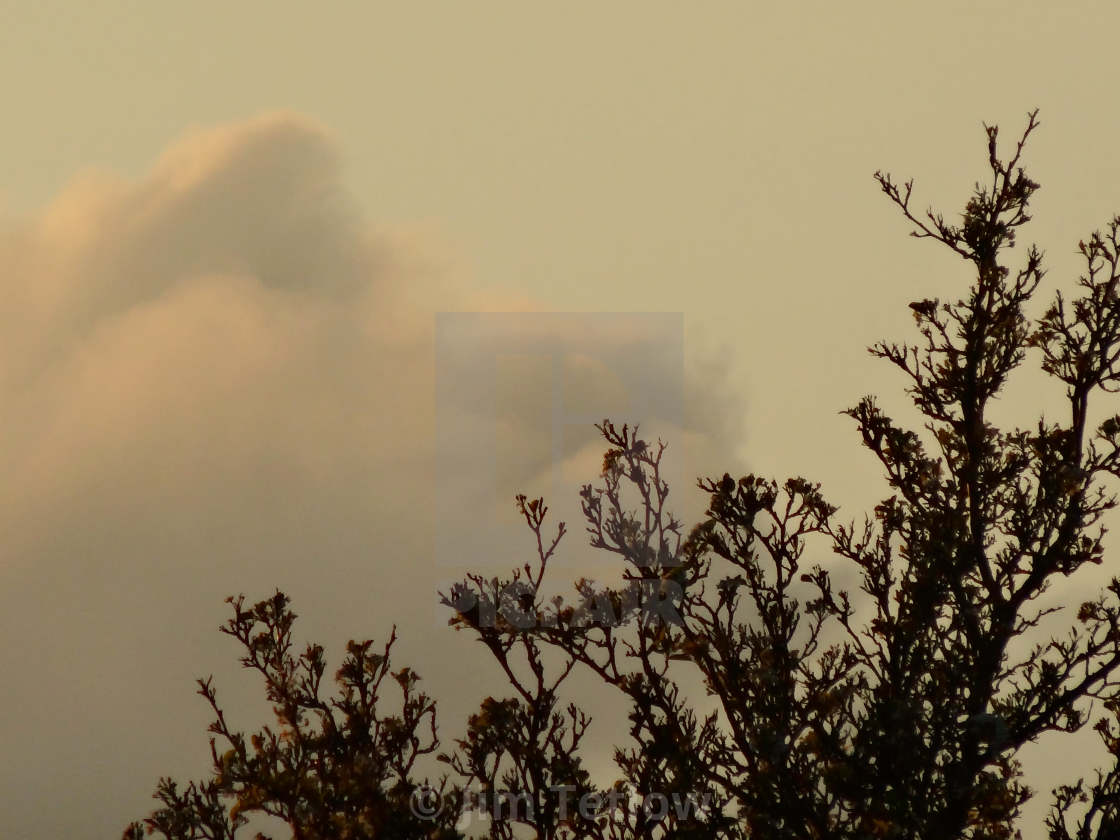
122 593 463 840
128 111 1120 839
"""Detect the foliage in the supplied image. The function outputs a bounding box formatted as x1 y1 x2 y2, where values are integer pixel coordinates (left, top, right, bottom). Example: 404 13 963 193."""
128 112 1120 839
122 593 462 840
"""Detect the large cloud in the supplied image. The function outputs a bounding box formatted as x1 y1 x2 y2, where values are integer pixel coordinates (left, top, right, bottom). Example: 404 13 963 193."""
0 114 747 837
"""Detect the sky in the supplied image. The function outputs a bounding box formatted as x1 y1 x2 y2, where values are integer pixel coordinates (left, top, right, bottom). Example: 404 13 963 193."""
2 3 1119 838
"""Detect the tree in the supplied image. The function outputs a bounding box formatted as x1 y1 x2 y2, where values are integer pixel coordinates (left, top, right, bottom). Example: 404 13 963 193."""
122 593 464 840
127 111 1120 839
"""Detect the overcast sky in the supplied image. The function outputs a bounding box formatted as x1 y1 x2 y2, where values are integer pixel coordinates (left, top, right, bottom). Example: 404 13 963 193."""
2 4 1120 838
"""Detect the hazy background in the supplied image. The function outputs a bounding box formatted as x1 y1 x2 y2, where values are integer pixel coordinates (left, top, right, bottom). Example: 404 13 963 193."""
1 3 1119 837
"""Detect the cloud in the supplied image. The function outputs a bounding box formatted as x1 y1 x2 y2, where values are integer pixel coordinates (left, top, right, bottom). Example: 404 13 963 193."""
0 113 748 838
